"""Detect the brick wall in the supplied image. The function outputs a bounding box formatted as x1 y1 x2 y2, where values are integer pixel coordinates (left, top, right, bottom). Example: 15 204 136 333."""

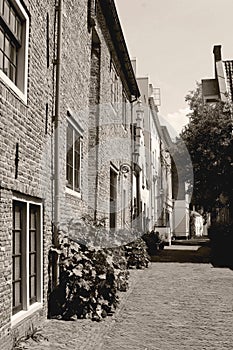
0 0 136 348
0 0 53 347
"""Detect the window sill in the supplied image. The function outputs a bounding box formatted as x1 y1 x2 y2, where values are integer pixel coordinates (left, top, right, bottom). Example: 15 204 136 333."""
0 71 27 105
11 302 43 327
65 186 82 199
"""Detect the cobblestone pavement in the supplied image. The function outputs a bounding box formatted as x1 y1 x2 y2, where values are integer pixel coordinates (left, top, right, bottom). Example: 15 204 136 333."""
25 247 233 350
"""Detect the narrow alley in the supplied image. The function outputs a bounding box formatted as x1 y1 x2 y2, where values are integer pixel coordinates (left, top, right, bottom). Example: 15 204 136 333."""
24 246 233 350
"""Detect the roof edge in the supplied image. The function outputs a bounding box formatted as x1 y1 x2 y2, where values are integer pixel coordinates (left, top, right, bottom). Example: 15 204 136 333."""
98 0 140 98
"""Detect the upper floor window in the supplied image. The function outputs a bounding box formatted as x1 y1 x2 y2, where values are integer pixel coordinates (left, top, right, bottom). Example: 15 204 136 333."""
0 0 29 102
122 92 127 128
66 120 82 192
111 62 119 107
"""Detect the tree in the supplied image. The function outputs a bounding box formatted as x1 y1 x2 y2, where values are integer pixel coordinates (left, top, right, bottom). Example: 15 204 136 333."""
180 83 233 219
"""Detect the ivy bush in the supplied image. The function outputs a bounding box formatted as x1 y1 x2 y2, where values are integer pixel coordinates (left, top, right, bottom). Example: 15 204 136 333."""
48 217 150 321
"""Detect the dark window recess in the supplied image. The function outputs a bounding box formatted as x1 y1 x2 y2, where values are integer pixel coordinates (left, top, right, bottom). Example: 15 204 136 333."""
122 93 127 128
29 204 39 304
12 202 23 315
66 122 81 191
130 123 137 142
110 169 117 229
12 200 41 315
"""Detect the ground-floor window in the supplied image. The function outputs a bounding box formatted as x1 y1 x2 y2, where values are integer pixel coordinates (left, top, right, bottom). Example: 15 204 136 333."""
12 199 42 316
110 168 117 229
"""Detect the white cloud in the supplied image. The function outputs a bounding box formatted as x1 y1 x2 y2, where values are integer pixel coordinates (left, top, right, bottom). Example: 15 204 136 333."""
158 108 190 140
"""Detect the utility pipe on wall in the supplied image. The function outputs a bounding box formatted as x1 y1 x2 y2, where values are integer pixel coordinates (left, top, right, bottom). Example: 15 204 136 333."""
53 0 62 286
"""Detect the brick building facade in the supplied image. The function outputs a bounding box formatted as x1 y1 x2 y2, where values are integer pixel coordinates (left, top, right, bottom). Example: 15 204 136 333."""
0 0 53 347
0 0 139 348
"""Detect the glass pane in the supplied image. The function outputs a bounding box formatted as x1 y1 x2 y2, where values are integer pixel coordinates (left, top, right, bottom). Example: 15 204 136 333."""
74 141 80 190
4 35 10 58
0 0 3 15
14 281 21 306
67 148 73 166
66 124 73 150
3 56 10 76
30 276 36 300
16 18 21 41
14 256 21 280
66 124 73 185
0 51 3 70
74 135 80 152
30 211 36 230
0 30 4 51
66 164 73 187
74 168 80 190
10 43 16 64
30 230 36 251
10 63 16 83
74 147 80 170
14 230 21 254
30 254 36 274
10 8 16 32
3 0 10 24
14 206 21 229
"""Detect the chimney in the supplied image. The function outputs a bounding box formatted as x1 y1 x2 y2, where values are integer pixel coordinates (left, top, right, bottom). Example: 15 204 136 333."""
213 45 222 62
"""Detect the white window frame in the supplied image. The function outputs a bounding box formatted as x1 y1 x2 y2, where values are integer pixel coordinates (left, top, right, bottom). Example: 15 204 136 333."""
66 114 83 197
11 196 43 326
0 0 29 104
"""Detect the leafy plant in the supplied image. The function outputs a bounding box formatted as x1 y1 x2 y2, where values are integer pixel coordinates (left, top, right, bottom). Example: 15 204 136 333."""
49 217 149 321
12 324 48 349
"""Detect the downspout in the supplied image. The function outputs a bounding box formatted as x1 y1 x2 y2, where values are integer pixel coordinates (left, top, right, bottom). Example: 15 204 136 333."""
130 96 137 227
53 0 62 286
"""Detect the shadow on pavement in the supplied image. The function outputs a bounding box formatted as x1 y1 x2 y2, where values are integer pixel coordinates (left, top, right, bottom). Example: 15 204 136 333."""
150 245 211 263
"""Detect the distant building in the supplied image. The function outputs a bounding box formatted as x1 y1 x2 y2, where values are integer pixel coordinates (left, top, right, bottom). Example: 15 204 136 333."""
131 64 174 243
202 45 233 103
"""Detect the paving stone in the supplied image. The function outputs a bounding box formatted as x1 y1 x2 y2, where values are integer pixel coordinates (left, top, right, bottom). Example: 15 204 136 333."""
26 257 233 350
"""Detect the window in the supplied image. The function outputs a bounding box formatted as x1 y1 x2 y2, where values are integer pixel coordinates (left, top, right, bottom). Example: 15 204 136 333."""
0 0 29 102
66 121 82 192
110 63 119 107
110 168 117 229
12 203 23 315
122 92 127 128
131 123 137 143
12 200 42 317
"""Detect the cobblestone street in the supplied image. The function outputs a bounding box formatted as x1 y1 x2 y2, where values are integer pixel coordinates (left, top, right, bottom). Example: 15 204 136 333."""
26 246 233 350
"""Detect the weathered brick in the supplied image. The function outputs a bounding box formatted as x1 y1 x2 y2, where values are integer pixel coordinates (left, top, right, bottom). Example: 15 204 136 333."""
0 1 138 348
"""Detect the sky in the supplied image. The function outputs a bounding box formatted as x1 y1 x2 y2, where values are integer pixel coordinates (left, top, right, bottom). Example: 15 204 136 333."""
115 0 233 137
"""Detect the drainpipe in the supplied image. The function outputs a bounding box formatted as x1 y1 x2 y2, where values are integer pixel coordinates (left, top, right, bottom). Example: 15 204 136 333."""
53 0 62 286
130 97 137 227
